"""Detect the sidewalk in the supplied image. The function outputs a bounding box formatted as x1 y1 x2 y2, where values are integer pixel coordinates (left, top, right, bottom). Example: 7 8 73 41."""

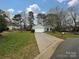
34 33 64 59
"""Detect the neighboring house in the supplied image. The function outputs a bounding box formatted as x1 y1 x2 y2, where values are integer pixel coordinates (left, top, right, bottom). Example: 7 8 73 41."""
8 26 20 30
7 22 20 30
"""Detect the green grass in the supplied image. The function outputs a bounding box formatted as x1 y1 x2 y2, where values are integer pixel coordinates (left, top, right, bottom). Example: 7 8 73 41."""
0 31 39 59
47 32 79 39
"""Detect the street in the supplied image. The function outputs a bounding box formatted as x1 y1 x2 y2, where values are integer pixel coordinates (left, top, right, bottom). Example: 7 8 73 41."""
50 38 79 59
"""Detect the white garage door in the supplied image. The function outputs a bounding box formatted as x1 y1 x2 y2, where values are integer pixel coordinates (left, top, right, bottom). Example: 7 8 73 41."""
35 29 44 32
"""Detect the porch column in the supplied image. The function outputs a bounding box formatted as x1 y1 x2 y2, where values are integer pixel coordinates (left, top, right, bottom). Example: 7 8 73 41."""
49 28 50 31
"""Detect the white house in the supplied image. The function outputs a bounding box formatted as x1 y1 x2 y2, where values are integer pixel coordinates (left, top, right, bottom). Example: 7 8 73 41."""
8 25 20 30
32 24 45 32
32 24 55 32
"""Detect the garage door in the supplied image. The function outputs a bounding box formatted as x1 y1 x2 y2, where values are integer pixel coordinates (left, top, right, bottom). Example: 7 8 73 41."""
35 29 44 32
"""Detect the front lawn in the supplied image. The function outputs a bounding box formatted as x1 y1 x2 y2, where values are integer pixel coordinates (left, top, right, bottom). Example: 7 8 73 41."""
0 31 39 59
47 32 79 39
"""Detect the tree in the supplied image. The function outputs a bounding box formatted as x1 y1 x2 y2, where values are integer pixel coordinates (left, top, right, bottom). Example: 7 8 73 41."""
13 14 22 21
47 7 68 31
0 9 9 34
45 14 58 28
51 7 69 31
68 7 78 32
37 13 59 31
54 7 64 31
37 13 46 25
21 11 27 30
28 11 34 30
0 15 7 33
13 14 22 30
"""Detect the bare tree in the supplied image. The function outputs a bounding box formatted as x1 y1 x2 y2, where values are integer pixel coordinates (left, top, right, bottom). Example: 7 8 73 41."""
68 7 78 32
53 7 67 31
45 14 58 28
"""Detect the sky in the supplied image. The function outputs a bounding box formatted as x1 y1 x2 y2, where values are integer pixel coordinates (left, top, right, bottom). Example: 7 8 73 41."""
0 0 79 15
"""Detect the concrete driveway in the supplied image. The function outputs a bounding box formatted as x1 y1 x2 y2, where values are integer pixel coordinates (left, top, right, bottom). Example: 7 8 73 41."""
34 33 64 59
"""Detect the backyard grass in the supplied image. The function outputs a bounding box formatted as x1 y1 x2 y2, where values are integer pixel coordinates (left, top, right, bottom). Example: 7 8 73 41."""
47 32 79 39
0 31 39 59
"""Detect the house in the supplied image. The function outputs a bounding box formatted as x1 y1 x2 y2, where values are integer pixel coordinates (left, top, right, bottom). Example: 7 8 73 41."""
8 26 20 30
32 24 45 32
33 15 55 32
45 25 55 32
32 24 54 32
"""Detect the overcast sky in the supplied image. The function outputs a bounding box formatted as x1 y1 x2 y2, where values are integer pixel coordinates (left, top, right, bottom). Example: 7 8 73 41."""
0 0 79 14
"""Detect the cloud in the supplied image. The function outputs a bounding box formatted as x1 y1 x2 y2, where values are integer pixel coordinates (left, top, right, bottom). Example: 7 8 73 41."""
26 4 41 14
17 11 22 13
57 0 79 7
57 0 66 3
41 11 46 14
68 0 79 7
7 8 14 13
